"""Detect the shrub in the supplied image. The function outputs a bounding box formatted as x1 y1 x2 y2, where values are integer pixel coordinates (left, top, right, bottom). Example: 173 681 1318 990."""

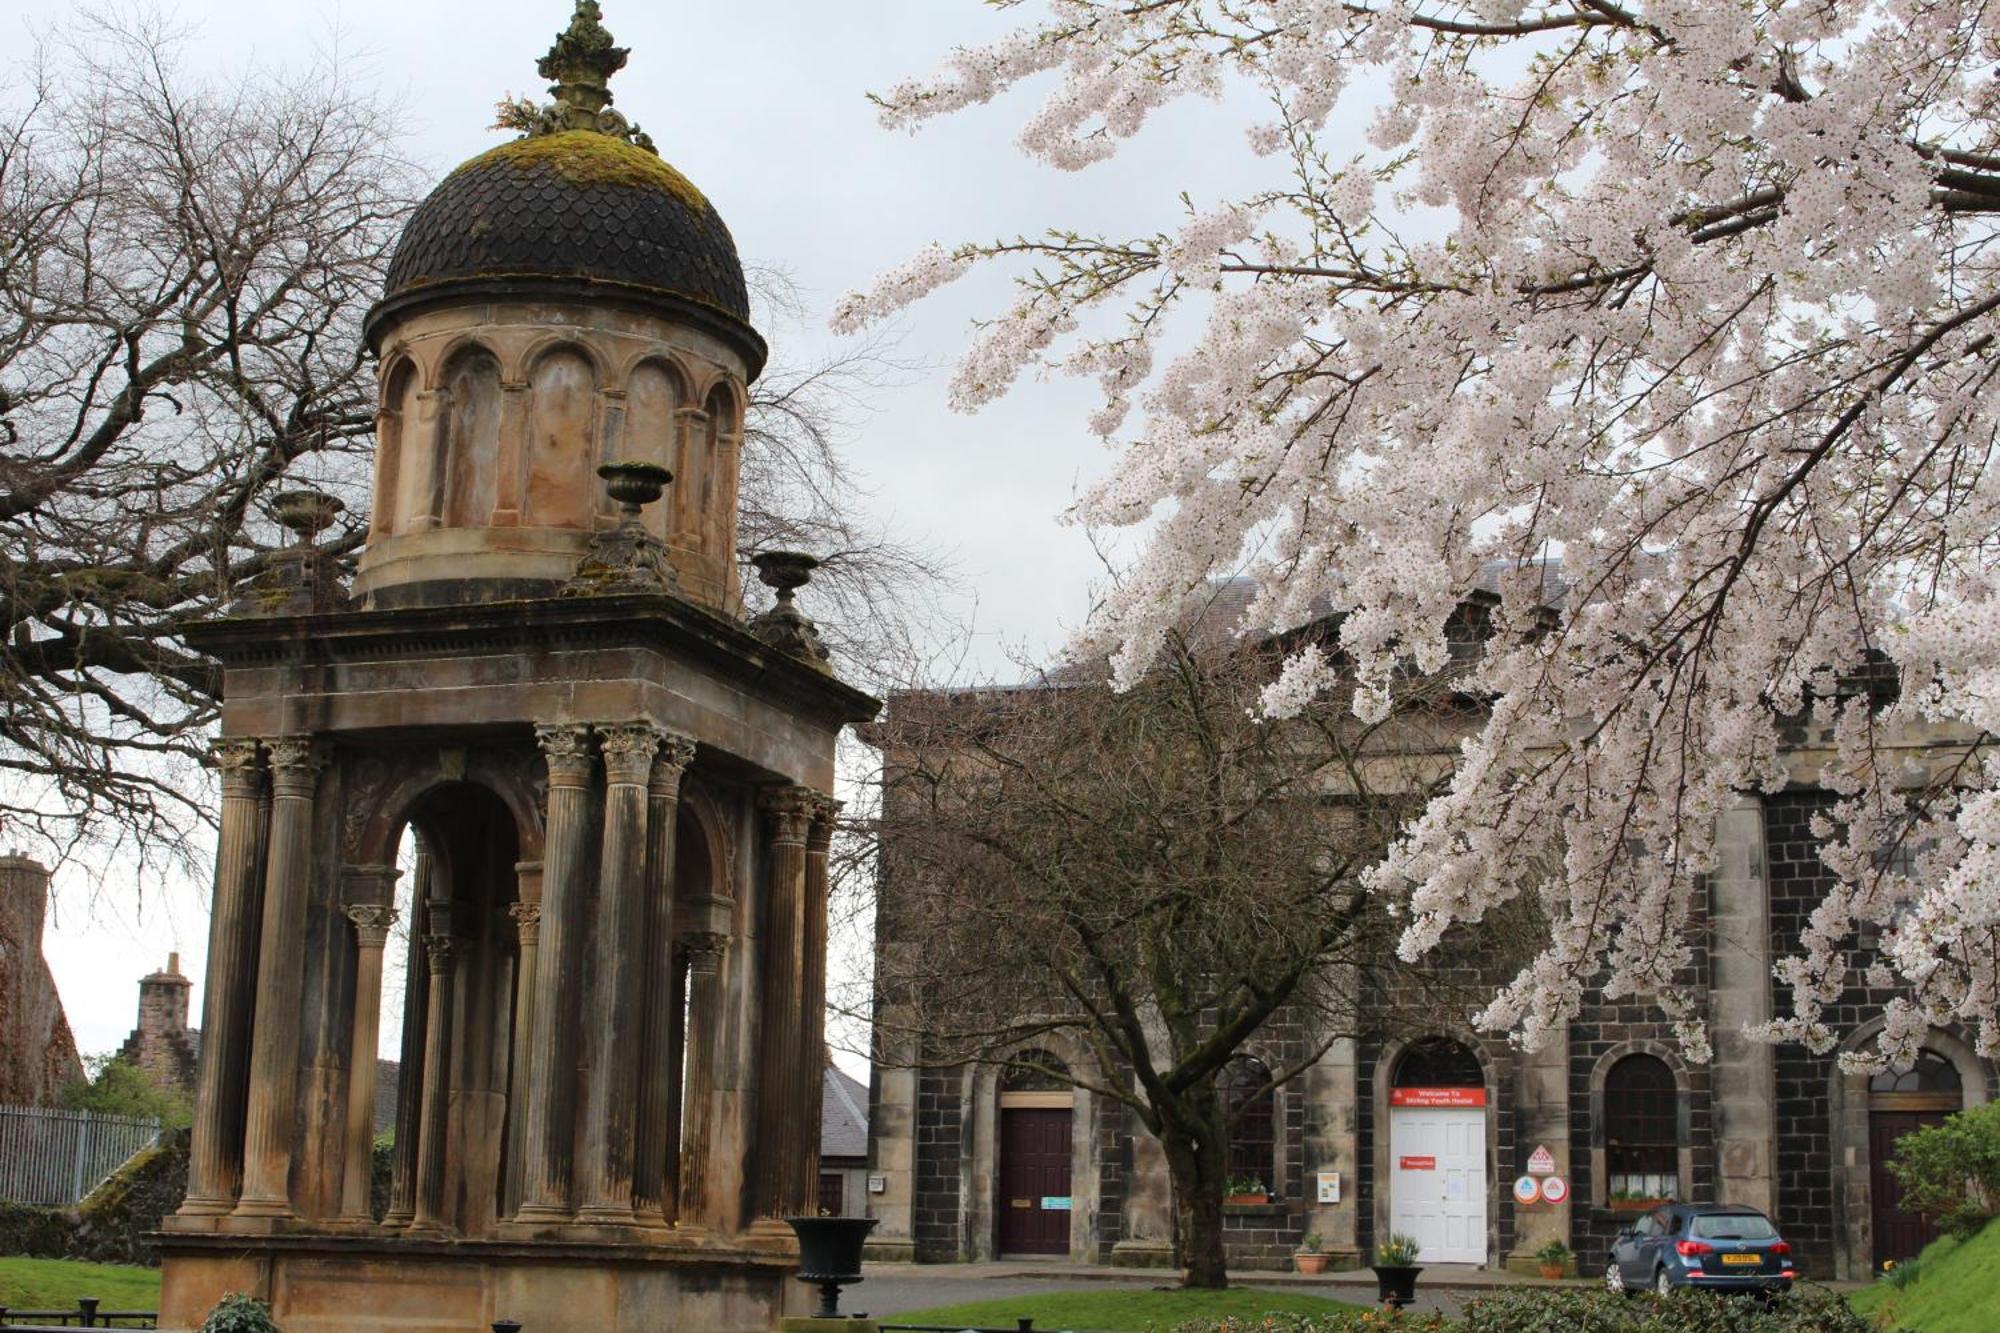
0 1199 74 1257
1162 1287 1871 1333
61 1055 193 1129
201 1292 280 1333
1884 1099 2000 1236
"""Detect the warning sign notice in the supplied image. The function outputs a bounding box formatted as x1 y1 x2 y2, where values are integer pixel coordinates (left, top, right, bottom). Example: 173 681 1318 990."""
1527 1145 1556 1176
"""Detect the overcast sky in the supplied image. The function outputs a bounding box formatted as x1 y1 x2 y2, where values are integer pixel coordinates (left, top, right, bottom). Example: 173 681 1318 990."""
18 0 1297 1068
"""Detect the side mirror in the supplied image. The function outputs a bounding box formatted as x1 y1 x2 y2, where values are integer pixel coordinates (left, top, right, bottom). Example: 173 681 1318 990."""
1614 1231 1634 1243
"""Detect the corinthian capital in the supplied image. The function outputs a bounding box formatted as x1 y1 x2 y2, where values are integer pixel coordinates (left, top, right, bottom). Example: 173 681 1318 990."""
760 785 817 845
650 732 698 798
678 929 728 966
264 736 324 796
209 736 264 793
596 720 663 784
536 723 595 787
509 901 543 945
343 904 399 949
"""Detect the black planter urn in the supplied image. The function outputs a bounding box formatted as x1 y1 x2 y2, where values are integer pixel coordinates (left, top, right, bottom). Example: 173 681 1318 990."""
786 1216 879 1319
1371 1264 1423 1309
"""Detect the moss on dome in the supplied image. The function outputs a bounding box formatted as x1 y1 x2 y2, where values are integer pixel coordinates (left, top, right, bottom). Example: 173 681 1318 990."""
453 131 709 211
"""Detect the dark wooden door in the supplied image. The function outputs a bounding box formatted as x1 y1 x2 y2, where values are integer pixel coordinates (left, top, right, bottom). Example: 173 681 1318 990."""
998 1107 1073 1255
1871 1109 1948 1266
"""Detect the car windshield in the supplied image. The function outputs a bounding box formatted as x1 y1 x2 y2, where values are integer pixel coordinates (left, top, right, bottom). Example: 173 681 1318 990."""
1690 1214 1778 1240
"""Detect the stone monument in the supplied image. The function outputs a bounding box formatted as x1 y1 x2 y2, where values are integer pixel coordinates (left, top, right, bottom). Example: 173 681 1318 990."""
156 6 878 1329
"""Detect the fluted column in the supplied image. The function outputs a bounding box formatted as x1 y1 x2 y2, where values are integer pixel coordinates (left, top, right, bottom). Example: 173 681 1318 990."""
676 930 727 1233
503 861 543 1218
233 737 324 1220
634 735 696 1228
384 845 433 1228
800 795 840 1207
577 721 662 1226
514 724 595 1223
409 916 459 1236
337 888 398 1224
661 945 691 1225
180 738 269 1218
754 786 814 1223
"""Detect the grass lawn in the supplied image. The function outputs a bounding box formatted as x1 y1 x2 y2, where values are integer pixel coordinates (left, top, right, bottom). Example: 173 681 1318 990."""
0 1256 162 1314
883 1286 1365 1332
1848 1217 2000 1332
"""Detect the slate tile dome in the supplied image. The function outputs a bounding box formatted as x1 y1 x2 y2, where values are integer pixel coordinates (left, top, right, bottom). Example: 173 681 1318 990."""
368 131 760 366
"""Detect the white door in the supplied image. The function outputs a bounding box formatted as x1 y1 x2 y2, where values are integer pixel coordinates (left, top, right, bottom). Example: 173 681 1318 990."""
1389 1106 1487 1264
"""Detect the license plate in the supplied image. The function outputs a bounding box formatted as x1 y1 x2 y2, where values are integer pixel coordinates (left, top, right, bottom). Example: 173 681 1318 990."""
1721 1253 1761 1266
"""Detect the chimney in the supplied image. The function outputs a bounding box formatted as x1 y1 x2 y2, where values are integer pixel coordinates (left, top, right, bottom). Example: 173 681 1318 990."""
0 851 52 953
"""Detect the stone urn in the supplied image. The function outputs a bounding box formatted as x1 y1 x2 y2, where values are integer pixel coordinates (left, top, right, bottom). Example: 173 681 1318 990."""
1371 1264 1422 1309
269 489 345 542
787 1216 878 1319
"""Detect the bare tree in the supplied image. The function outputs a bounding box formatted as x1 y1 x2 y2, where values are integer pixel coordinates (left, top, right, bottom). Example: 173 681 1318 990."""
0 12 416 870
864 593 1491 1288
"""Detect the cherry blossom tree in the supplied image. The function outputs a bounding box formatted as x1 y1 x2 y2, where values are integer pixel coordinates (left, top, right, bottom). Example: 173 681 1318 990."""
837 1 2000 1071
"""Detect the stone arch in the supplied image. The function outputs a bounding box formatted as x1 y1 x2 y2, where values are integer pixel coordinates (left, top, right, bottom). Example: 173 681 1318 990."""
1585 1040 1693 1209
346 749 544 871
961 1030 1102 1263
439 343 504 529
1371 1032 1503 1267
1829 1021 1992 1279
371 356 421 539
676 778 737 908
621 355 692 543
521 342 602 530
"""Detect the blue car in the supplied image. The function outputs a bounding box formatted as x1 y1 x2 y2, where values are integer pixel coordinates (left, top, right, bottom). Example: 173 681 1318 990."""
1605 1203 1797 1297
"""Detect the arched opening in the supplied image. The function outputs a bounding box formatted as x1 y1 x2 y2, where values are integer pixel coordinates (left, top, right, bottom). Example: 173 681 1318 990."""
624 359 684 544
997 1049 1073 1257
523 347 598 530
1388 1037 1487 1264
1604 1054 1681 1204
372 359 418 538
379 782 523 1238
1222 1057 1277 1196
1870 1049 1964 1267
440 346 503 528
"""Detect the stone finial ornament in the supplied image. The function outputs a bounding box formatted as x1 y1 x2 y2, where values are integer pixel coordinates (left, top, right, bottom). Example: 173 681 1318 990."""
565 461 679 596
748 551 832 668
233 489 348 616
496 1 657 153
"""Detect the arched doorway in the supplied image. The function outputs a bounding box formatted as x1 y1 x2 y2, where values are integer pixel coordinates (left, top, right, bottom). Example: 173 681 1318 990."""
996 1051 1073 1257
1870 1050 1962 1267
1389 1038 1487 1264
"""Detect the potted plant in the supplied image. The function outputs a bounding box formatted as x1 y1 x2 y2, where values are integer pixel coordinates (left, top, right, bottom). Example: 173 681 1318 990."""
1295 1231 1330 1275
1535 1238 1571 1280
1224 1173 1269 1206
1371 1232 1423 1308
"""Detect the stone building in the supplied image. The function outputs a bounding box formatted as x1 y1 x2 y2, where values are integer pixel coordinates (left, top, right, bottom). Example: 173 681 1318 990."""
116 955 200 1093
865 583 1996 1283
818 1057 870 1219
156 6 876 1331
0 853 85 1107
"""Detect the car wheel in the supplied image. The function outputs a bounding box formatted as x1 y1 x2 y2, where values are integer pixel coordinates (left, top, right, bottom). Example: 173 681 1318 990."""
1655 1267 1674 1296
1605 1263 1624 1294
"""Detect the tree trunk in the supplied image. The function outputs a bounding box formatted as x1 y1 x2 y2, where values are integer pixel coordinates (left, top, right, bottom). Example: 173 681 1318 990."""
1159 1110 1231 1289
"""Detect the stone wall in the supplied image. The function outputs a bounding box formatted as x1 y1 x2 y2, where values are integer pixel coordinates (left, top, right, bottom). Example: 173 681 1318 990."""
911 1062 964 1260
0 854 84 1106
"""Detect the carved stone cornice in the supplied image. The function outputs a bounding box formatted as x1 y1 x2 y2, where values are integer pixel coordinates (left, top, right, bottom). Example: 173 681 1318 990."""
759 785 816 846
343 904 400 949
536 724 595 788
596 720 663 785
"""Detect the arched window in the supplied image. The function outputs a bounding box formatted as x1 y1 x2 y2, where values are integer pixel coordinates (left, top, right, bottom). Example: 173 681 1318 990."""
1605 1054 1680 1202
1869 1050 1962 1104
1000 1049 1069 1092
1392 1037 1484 1091
1223 1057 1276 1190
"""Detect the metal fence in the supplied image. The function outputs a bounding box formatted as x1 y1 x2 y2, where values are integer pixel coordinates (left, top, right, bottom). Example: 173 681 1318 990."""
0 1106 162 1207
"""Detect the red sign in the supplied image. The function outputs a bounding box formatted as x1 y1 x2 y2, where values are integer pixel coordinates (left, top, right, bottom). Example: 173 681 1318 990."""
1391 1087 1488 1108
1398 1156 1437 1171
1527 1145 1556 1176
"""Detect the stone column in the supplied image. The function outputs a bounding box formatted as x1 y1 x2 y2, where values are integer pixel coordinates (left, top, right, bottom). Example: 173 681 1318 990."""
503 861 543 1218
661 946 691 1225
754 786 815 1224
577 721 662 1226
336 880 399 1225
384 845 433 1229
410 914 460 1236
232 737 323 1222
179 738 268 1219
799 796 839 1204
676 930 728 1233
514 724 595 1224
1711 796 1777 1215
1507 1025 1572 1272
634 736 696 1228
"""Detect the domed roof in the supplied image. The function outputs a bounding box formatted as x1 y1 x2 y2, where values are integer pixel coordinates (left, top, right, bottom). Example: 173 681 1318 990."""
364 2 763 371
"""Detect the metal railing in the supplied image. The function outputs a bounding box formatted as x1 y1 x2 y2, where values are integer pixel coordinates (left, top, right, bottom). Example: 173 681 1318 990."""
880 1322 1038 1331
0 1298 157 1327
0 1106 162 1207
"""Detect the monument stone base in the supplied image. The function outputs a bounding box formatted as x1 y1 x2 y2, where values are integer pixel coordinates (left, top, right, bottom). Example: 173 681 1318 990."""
158 1232 802 1332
